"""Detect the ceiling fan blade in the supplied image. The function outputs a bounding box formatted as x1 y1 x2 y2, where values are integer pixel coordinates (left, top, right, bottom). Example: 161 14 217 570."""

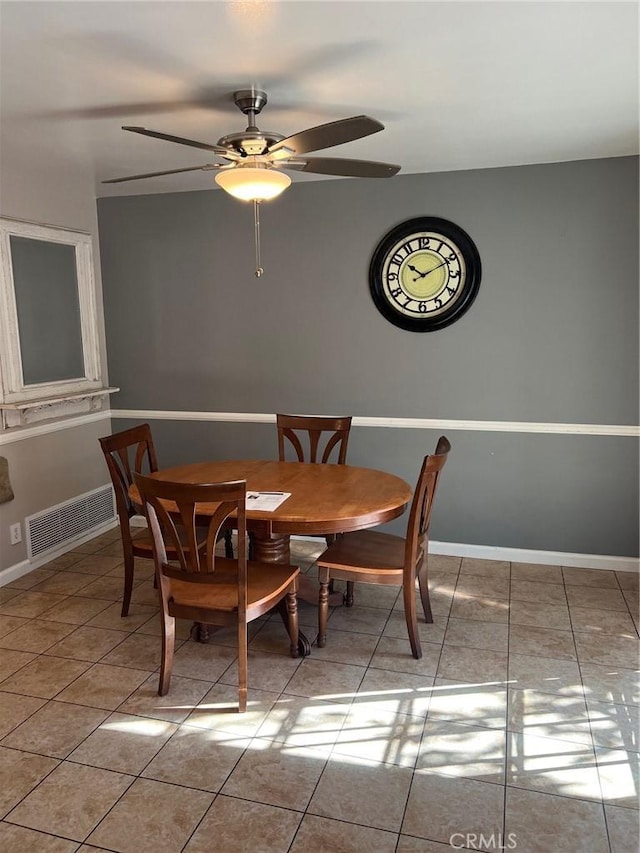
43 100 208 120
122 126 237 158
269 116 384 156
283 157 400 178
102 164 220 184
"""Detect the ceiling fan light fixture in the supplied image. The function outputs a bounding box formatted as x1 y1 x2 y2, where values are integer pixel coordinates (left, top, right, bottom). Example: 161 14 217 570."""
214 166 291 201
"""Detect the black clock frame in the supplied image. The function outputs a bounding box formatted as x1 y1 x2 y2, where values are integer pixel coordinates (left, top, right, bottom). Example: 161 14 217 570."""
368 216 482 332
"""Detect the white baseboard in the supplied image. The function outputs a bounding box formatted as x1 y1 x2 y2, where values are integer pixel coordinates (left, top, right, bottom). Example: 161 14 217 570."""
0 558 33 588
0 518 118 587
427 540 638 572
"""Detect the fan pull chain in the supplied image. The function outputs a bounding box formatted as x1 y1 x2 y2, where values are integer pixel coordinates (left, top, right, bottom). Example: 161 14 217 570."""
253 199 263 277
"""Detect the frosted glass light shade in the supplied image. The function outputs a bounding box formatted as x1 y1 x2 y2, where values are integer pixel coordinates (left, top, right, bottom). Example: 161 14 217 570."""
215 167 291 201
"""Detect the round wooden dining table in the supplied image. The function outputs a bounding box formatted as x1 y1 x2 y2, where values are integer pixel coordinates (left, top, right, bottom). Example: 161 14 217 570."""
130 459 412 651
134 458 412 558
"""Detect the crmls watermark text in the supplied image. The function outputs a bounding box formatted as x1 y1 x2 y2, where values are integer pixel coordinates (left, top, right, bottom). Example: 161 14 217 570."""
449 833 517 850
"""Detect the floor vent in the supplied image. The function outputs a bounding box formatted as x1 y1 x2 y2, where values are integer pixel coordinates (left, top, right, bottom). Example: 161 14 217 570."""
26 485 116 559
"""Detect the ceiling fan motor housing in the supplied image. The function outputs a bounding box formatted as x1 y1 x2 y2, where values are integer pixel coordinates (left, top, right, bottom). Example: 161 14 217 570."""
233 89 268 116
217 130 285 158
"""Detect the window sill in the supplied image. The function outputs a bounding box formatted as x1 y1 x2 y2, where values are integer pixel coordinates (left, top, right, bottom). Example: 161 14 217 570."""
0 387 119 428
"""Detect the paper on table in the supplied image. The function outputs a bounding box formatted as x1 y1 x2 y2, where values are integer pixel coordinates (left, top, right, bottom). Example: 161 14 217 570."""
245 491 291 511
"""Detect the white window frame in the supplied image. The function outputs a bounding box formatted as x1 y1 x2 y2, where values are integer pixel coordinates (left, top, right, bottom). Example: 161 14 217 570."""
0 217 104 405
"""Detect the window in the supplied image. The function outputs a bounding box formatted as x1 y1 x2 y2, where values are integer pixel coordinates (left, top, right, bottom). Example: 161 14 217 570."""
0 217 112 426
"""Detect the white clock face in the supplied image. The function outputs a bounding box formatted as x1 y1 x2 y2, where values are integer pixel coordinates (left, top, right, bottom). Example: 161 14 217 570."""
381 231 467 318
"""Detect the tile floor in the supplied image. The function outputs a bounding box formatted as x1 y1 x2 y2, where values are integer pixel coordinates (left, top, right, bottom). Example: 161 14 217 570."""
0 529 638 852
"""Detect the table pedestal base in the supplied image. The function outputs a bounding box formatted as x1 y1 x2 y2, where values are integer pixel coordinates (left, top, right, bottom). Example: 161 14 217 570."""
249 531 344 608
250 531 291 563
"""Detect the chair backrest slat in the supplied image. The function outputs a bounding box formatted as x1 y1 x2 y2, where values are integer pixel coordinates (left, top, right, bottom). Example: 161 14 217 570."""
277 414 352 465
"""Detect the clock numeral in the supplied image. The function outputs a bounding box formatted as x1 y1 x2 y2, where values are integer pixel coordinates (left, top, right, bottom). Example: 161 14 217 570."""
390 287 402 298
446 285 457 296
393 243 411 264
449 269 460 279
391 244 407 265
434 297 443 309
419 237 430 249
418 302 428 313
387 271 398 281
447 253 456 261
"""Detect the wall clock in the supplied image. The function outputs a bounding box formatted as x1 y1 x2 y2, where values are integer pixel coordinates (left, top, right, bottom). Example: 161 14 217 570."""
369 216 481 332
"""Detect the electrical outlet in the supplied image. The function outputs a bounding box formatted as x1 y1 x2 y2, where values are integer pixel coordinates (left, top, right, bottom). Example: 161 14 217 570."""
9 522 22 545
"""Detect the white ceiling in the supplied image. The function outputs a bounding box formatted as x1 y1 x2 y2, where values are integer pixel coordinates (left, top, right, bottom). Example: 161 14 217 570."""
1 1 638 198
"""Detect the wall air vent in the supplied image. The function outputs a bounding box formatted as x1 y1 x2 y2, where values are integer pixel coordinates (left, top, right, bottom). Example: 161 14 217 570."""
26 485 115 558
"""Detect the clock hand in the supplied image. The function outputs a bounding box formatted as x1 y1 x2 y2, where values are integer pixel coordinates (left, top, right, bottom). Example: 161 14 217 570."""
407 262 435 281
412 259 449 281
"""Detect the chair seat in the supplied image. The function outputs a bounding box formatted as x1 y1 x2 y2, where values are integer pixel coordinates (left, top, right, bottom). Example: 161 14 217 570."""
167 558 299 613
317 529 405 576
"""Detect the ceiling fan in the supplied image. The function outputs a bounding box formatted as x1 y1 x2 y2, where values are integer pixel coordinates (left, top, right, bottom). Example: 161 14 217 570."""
103 88 401 199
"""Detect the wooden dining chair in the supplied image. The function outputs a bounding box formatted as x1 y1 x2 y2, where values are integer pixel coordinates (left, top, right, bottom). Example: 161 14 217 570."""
276 414 352 465
99 423 233 617
134 473 300 712
316 436 451 658
276 413 354 601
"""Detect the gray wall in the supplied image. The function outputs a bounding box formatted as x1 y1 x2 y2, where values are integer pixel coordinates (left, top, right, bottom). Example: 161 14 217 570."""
98 156 639 557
